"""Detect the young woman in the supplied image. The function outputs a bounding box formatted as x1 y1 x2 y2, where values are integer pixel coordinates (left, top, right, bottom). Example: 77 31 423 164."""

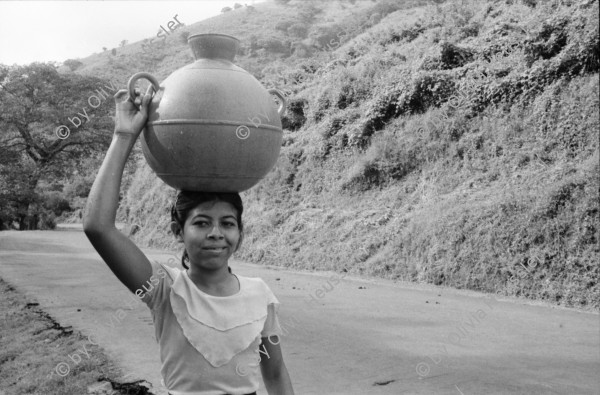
83 87 294 395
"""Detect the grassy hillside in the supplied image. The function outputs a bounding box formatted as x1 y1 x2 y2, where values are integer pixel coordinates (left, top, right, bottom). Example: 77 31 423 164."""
105 0 598 310
72 0 411 86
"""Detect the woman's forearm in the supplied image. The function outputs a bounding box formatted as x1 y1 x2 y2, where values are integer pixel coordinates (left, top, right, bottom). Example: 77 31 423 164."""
83 132 137 232
264 365 294 395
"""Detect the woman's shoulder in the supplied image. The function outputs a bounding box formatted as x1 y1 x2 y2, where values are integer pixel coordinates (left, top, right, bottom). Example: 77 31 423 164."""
150 259 182 282
140 260 183 308
237 275 279 304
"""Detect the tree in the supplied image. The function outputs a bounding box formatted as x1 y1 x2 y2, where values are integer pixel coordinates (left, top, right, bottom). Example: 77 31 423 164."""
120 40 128 47
0 63 116 229
179 31 190 44
63 59 83 71
221 6 232 12
234 3 242 9
257 38 287 53
111 48 117 56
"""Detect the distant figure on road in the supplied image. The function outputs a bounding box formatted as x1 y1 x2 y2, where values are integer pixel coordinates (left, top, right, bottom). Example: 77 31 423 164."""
83 86 294 395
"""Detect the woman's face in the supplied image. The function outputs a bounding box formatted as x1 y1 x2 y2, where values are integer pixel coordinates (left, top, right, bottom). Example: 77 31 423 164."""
180 200 241 271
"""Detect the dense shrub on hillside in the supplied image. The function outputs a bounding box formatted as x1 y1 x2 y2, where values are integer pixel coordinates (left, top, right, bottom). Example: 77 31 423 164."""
257 38 288 53
295 1 322 23
282 98 308 131
63 59 83 71
288 23 309 38
361 71 455 133
275 20 294 32
309 24 344 49
290 42 313 58
371 0 417 17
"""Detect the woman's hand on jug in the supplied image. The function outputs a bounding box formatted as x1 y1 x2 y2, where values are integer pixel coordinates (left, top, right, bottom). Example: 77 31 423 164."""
113 86 154 137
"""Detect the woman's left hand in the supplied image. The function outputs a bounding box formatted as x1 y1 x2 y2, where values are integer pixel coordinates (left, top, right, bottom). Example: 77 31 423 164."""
113 85 154 137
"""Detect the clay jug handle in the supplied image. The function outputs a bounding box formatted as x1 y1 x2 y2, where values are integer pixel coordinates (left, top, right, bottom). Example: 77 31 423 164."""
268 89 286 117
127 72 161 100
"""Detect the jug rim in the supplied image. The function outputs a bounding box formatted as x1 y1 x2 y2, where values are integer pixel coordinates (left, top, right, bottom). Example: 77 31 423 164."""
187 33 240 43
187 33 240 62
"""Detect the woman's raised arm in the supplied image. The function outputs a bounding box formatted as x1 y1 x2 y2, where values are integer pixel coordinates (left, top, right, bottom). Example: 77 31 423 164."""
83 87 154 293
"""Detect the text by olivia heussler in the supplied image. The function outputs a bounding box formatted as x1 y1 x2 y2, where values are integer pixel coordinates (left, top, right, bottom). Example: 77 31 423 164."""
141 14 185 53
54 80 118 140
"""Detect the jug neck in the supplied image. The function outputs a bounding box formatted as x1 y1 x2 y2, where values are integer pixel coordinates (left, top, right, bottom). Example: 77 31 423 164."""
188 34 239 62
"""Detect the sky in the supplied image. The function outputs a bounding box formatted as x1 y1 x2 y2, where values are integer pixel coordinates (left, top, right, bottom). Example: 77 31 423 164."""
0 0 263 66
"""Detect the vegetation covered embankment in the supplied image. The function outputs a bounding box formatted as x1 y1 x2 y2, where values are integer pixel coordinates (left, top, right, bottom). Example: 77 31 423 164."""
0 279 152 394
119 0 598 309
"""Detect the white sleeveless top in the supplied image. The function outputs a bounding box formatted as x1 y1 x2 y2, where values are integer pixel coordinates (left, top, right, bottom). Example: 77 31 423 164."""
141 260 282 395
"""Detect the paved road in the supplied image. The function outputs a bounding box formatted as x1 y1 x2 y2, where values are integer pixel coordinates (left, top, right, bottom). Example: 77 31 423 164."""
0 228 598 394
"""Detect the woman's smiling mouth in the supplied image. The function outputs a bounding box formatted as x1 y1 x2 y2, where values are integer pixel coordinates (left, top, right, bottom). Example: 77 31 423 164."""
202 247 227 252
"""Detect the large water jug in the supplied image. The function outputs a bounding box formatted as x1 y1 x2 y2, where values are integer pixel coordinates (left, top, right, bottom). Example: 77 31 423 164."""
127 33 286 192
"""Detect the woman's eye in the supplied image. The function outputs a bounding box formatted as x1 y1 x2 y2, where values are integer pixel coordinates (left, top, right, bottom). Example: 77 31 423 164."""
223 222 236 228
194 221 209 227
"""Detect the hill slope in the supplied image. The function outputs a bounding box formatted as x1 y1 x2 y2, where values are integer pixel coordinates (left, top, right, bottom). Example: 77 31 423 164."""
112 0 598 310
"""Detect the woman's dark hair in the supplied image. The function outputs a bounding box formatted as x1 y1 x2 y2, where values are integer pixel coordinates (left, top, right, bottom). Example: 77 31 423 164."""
170 190 244 269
